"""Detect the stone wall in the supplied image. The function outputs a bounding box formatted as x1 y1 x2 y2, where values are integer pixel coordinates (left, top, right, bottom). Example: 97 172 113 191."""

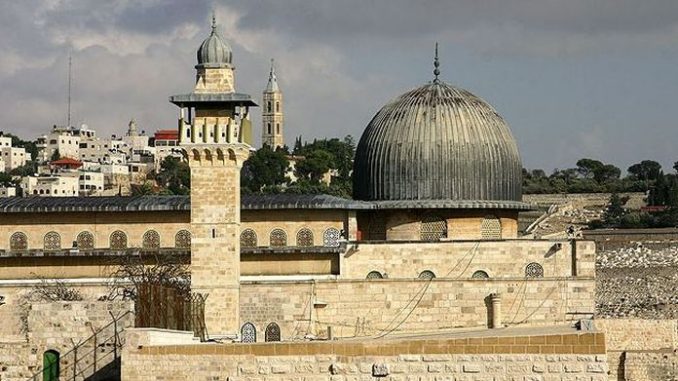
584 228 678 251
122 330 607 381
239 277 595 341
624 350 678 380
0 209 347 251
0 300 133 381
341 240 595 280
595 319 678 380
0 211 190 250
523 193 646 210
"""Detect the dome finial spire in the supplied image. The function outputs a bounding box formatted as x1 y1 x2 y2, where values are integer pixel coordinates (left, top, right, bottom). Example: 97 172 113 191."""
211 11 217 33
433 42 441 83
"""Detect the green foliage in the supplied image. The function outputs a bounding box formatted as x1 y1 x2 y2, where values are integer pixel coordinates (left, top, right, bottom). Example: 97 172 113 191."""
241 145 290 193
295 149 333 182
524 159 667 195
240 135 356 197
603 193 626 226
0 133 39 161
627 160 662 186
9 162 37 177
50 149 61 161
156 156 190 195
648 173 678 207
0 172 15 186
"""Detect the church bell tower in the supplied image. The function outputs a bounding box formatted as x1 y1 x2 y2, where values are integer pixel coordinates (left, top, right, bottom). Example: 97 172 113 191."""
170 14 256 339
261 59 284 149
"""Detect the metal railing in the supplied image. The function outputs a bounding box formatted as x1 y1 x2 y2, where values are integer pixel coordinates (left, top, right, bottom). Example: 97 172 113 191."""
28 310 133 381
134 283 208 341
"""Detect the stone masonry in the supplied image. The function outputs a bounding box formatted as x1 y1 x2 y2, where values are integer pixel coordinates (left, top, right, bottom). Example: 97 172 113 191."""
122 330 608 380
188 146 250 337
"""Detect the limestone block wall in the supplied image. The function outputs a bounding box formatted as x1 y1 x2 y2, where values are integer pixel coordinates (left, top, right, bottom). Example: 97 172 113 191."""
239 278 595 341
341 240 596 280
595 319 678 380
624 351 678 380
0 209 347 252
359 209 519 241
0 300 133 380
121 331 608 381
242 210 345 247
0 211 190 250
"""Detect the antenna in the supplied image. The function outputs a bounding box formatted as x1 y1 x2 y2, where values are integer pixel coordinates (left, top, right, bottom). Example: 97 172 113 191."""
67 53 72 127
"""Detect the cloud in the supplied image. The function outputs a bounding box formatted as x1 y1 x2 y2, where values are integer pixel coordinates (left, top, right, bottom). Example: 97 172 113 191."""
1 0 678 173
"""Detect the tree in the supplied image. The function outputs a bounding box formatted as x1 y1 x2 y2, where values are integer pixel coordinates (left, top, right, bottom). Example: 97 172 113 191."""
593 164 621 183
576 158 603 179
674 161 678 174
50 149 61 161
10 162 37 177
603 193 625 226
0 172 15 186
295 149 333 182
241 145 289 193
156 156 190 195
0 133 39 161
628 160 662 184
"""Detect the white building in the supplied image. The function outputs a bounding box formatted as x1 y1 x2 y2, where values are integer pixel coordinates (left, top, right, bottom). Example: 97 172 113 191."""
152 129 182 171
79 171 104 195
37 126 81 162
0 137 27 172
0 186 17 197
21 175 79 197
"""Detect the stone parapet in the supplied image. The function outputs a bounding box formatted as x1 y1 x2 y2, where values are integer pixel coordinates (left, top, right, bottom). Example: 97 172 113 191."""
121 331 607 380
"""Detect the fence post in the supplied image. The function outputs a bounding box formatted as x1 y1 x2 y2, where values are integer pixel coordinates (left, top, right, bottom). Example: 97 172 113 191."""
72 346 77 381
93 334 98 374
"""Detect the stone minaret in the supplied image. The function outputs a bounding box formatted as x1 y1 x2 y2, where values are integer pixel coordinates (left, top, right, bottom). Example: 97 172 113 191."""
127 118 138 137
261 59 284 149
170 14 257 339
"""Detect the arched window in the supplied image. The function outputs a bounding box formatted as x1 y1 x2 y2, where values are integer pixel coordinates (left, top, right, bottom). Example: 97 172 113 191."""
276 102 280 112
323 228 341 247
296 228 313 246
472 270 490 279
366 271 383 279
420 214 447 241
418 270 436 280
76 231 94 250
269 229 287 247
10 232 28 251
525 263 544 278
240 229 257 248
267 101 272 113
175 230 191 248
265 322 281 342
142 230 160 250
481 215 502 239
110 231 127 250
241 322 256 343
43 350 60 381
44 232 61 251
267 123 272 134
276 123 280 134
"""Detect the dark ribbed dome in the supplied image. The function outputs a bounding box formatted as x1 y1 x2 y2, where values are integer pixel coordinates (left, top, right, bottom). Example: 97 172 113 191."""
196 18 232 67
353 81 522 203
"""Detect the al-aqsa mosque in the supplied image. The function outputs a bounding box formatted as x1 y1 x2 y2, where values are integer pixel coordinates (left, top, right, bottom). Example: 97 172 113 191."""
0 17 608 381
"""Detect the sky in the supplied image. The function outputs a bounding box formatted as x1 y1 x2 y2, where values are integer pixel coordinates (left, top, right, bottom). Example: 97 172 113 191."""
1 0 678 173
